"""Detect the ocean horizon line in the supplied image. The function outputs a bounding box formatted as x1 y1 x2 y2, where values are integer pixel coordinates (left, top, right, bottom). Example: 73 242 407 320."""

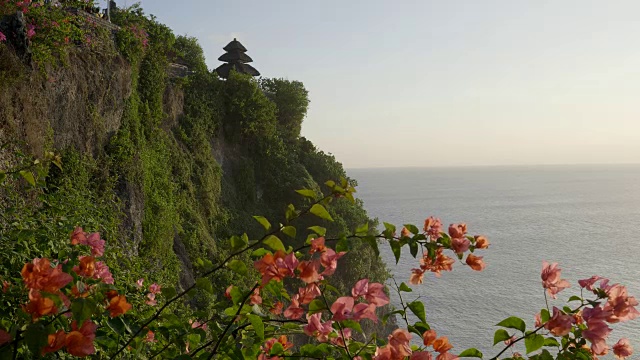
346 162 640 171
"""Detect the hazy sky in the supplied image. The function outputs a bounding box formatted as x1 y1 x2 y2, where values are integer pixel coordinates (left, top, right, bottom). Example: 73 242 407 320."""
108 0 640 168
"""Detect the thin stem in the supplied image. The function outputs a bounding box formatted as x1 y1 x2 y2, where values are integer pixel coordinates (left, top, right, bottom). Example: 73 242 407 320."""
318 291 353 359
489 324 546 360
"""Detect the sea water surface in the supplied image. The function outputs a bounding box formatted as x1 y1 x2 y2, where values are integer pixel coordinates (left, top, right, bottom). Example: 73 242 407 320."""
348 165 640 357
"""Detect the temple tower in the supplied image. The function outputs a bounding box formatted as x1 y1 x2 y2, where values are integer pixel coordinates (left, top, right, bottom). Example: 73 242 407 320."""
215 38 260 79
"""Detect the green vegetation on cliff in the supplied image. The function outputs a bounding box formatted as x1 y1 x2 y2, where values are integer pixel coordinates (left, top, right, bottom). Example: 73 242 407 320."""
0 3 387 321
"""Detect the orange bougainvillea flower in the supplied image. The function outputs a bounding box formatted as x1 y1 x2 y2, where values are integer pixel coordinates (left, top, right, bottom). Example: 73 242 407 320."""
106 294 132 317
65 321 97 357
21 258 72 293
23 289 57 320
42 330 66 355
466 254 486 272
0 329 11 346
432 336 453 353
423 329 437 347
74 256 96 278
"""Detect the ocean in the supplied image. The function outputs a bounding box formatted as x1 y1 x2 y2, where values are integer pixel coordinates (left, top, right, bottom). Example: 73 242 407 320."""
348 165 640 358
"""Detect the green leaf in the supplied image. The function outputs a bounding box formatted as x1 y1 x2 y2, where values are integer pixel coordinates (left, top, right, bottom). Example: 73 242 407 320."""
196 278 213 294
308 226 326 236
24 323 48 355
226 260 248 276
0 172 5 184
459 348 483 358
496 316 526 333
295 189 316 199
390 240 401 264
230 234 249 251
161 286 177 299
493 329 511 345
336 236 349 252
253 216 271 231
285 204 296 222
270 341 284 356
282 226 296 238
308 299 326 313
355 222 369 235
408 301 426 323
568 295 582 302
383 222 396 237
247 314 264 340
251 248 270 257
409 239 418 258
398 282 413 292
324 180 336 188
310 204 333 221
263 235 285 251
404 224 419 235
19 170 35 186
540 308 550 323
525 334 545 354
71 298 97 324
543 337 560 347
364 235 379 257
413 321 430 334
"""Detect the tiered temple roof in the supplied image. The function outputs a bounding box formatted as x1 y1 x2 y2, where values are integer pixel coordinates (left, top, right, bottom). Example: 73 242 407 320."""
215 38 260 79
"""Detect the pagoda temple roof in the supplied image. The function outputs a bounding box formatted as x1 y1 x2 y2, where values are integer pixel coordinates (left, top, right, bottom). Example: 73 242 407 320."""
223 38 247 52
218 51 253 63
215 62 260 78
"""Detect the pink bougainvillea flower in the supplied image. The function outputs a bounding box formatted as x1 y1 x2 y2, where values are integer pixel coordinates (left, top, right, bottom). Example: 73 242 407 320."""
534 312 542 327
373 346 393 360
136 278 144 288
310 237 326 254
250 288 262 305
145 292 157 306
93 261 113 284
423 329 437 347
410 269 424 285
0 329 11 346
387 328 413 358
420 249 455 277
303 313 333 342
2 280 9 293
149 283 161 294
448 223 467 238
435 352 459 360
401 227 411 238
504 335 516 346
545 307 575 336
0 31 6 42
604 284 640 323
331 327 352 347
65 320 97 357
42 330 66 355
297 259 322 284
331 296 354 321
578 275 602 291
270 301 283 315
255 251 292 285
21 258 72 293
613 338 633 359
259 336 293 360
451 237 470 254
474 235 490 249
320 248 345 276
352 279 369 298
283 294 304 320
144 330 156 343
465 254 486 271
298 283 321 304
541 261 570 299
70 227 87 245
351 279 390 306
85 232 105 257
411 351 434 360
423 216 443 239
352 302 378 322
582 306 613 356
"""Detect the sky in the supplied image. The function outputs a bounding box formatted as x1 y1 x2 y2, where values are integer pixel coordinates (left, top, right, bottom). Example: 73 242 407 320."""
104 0 640 168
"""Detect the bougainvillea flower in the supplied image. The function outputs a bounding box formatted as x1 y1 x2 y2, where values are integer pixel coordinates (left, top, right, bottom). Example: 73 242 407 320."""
310 237 326 254
224 285 233 300
93 261 114 284
85 232 105 257
578 275 601 291
320 248 345 276
0 31 6 43
351 279 389 306
0 329 11 346
448 224 467 238
297 259 322 284
474 235 490 249
250 288 262 305
387 328 412 358
21 258 72 293
605 284 640 323
42 330 66 355
74 256 96 278
65 321 97 357
582 307 613 356
545 307 575 336
106 294 132 317
401 227 411 238
331 296 354 321
436 352 459 360
255 251 291 285
373 346 393 360
298 283 321 304
331 327 352 347
423 216 443 239
270 301 283 315
451 237 470 254
24 289 56 319
423 329 437 347
149 283 161 294
411 351 434 360
259 336 293 360
613 338 633 359
352 302 378 322
70 227 87 245
303 313 333 342
541 261 570 299
283 294 304 319
352 279 369 298
410 269 424 285
136 278 144 288
420 249 454 277
145 293 157 306
465 254 486 271
144 330 156 343
433 336 453 353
